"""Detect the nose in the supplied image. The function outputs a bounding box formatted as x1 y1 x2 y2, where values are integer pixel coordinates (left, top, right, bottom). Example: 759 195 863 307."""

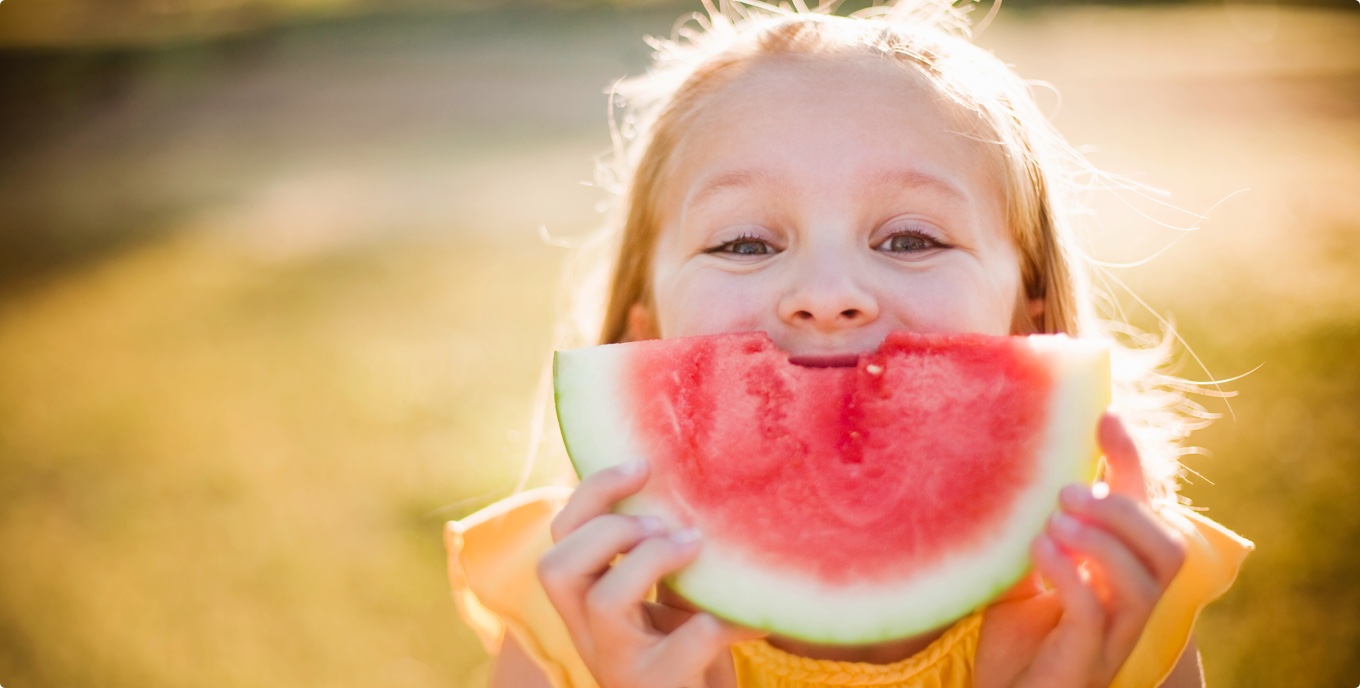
776 254 880 331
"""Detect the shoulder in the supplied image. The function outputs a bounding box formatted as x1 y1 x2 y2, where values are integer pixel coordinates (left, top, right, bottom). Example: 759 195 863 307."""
1110 507 1250 687
491 633 559 688
445 486 571 640
974 508 1250 688
446 486 599 688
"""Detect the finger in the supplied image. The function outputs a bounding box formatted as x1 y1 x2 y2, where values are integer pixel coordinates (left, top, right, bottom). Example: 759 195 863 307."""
1047 512 1161 635
1034 534 1104 632
586 529 702 640
1020 535 1102 684
643 600 697 635
1059 486 1187 587
1048 511 1161 672
538 514 666 633
551 458 650 542
645 612 767 680
544 514 668 585
1098 412 1149 504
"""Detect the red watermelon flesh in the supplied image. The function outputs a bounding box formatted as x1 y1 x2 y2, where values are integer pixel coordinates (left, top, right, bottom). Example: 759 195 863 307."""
554 331 1109 643
631 331 1051 586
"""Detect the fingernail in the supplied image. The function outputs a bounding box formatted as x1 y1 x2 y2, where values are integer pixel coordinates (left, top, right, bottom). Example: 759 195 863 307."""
638 515 666 535
1091 481 1110 500
619 458 648 476
1051 512 1081 537
670 527 701 545
1059 484 1090 507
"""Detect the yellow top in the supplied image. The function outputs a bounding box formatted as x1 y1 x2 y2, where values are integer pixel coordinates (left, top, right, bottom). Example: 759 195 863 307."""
445 486 1252 688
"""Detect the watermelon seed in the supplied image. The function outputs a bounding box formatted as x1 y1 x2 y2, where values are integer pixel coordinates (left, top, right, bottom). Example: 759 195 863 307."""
865 364 884 376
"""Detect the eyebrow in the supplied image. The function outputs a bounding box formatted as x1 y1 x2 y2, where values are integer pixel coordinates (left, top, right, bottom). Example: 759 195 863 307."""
873 169 968 202
685 169 779 210
685 167 968 210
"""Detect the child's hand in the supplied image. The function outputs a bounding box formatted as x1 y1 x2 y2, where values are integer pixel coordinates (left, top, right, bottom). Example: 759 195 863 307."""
1012 413 1189 687
537 459 764 688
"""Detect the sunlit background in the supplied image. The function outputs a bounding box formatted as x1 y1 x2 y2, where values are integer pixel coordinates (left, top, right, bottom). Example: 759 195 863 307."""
0 0 1357 685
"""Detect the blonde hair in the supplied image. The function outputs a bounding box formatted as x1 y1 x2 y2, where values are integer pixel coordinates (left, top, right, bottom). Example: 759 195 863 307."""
548 0 1213 506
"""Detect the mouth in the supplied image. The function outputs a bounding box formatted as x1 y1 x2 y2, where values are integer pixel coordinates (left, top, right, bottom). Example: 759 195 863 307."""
786 353 863 368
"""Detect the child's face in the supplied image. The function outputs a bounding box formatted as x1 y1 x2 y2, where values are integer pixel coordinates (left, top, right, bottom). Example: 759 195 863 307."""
643 56 1037 358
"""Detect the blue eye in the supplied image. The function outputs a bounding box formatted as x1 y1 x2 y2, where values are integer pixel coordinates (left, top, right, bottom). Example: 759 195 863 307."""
877 231 943 253
728 239 772 255
710 236 775 256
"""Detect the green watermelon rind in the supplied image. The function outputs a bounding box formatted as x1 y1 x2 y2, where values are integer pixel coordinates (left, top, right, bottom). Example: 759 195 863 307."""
553 334 1110 645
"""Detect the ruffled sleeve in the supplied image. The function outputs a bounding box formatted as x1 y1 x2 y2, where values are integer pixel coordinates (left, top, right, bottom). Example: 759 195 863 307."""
1111 508 1254 687
445 486 598 688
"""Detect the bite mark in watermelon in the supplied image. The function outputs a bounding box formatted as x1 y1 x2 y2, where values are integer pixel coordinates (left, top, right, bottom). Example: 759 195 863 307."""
553 331 1110 644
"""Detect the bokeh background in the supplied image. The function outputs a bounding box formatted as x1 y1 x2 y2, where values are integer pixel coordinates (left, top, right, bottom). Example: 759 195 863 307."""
1 0 1357 685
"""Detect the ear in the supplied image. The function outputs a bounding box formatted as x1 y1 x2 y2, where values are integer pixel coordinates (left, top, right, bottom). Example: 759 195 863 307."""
1022 296 1044 323
1011 293 1047 335
622 303 658 342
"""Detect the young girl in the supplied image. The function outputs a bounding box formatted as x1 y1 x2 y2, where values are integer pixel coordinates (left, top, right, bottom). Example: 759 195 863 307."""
446 2 1252 686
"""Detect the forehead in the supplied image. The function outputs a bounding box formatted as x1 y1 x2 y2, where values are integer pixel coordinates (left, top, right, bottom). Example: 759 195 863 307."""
660 54 1003 213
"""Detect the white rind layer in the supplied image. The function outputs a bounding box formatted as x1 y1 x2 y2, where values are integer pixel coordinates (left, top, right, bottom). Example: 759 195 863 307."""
554 346 645 477
554 335 1111 645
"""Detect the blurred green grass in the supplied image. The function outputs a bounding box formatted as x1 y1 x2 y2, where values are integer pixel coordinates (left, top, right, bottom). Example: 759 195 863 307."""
1 3 1358 687
0 234 563 687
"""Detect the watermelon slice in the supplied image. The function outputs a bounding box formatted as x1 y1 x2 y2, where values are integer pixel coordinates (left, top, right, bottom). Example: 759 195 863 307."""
553 331 1110 644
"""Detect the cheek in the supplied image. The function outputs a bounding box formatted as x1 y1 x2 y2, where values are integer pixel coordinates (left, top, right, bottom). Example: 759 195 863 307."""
880 267 1020 337
987 269 1027 336
961 238 1026 336
653 269 768 338
966 267 1024 336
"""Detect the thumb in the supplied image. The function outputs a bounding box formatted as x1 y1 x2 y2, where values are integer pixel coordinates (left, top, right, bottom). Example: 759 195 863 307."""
647 613 766 678
1097 412 1149 504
